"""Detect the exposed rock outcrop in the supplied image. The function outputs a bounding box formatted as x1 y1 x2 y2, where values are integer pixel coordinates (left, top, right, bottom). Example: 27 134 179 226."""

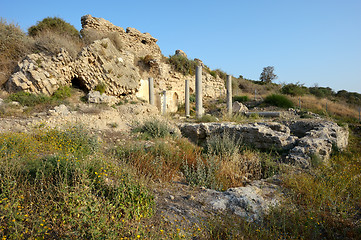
285 120 349 168
179 122 296 150
175 49 187 58
75 38 140 96
233 101 248 113
5 14 225 113
87 90 118 105
6 49 74 95
179 120 349 168
201 179 283 221
81 14 162 59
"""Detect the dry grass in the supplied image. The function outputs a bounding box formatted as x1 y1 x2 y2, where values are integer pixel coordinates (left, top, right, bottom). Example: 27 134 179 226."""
0 19 33 85
291 95 359 119
33 30 83 59
81 28 123 51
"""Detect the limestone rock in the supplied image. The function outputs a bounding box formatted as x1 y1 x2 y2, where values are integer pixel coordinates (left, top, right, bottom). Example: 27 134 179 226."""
179 122 296 150
48 104 71 116
175 49 187 58
87 90 118 105
75 38 140 97
6 49 74 95
81 14 162 59
232 101 248 113
286 120 349 168
200 179 283 221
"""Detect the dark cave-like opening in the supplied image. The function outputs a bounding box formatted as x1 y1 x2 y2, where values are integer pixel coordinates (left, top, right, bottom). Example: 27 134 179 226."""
71 77 88 92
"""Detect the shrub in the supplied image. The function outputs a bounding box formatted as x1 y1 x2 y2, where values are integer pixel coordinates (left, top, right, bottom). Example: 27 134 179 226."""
7 91 51 107
52 86 72 100
113 137 201 182
205 131 240 157
182 156 221 190
232 95 249 102
310 86 335 98
28 17 79 38
214 69 227 81
197 114 218 123
264 94 294 108
167 54 198 76
0 18 33 85
132 118 177 139
94 82 107 94
281 83 309 96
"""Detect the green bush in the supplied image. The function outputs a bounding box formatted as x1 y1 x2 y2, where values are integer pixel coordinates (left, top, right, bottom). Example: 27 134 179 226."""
310 86 335 98
28 17 79 38
281 83 309 96
7 91 51 107
167 54 198 76
52 86 72 100
264 94 294 108
232 95 249 102
132 118 177 139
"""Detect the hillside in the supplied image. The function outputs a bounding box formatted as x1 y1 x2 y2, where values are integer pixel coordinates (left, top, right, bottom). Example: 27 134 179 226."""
0 15 360 239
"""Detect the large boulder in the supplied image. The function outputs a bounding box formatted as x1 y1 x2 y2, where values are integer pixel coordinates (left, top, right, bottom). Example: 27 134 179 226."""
75 38 140 97
179 122 296 150
285 120 349 168
199 179 283 221
232 101 248 113
5 49 74 95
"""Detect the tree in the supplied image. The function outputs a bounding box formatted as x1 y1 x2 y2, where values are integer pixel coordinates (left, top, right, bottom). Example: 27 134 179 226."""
260 66 278 83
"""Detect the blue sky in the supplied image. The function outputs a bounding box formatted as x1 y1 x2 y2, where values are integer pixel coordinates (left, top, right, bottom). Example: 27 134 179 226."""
1 0 361 94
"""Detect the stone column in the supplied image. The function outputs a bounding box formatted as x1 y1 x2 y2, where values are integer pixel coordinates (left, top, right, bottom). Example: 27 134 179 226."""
226 75 232 116
195 66 203 118
148 77 154 105
185 80 190 118
162 90 166 115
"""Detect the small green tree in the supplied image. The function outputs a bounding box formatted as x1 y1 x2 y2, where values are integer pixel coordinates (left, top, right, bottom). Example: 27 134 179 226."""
260 66 278 83
28 17 79 38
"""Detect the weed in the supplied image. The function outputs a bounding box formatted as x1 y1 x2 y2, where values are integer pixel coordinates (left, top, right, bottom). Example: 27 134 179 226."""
132 118 177 139
94 82 107 94
182 156 221 190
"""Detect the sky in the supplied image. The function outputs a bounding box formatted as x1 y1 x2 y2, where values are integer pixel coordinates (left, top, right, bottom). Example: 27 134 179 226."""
1 0 361 94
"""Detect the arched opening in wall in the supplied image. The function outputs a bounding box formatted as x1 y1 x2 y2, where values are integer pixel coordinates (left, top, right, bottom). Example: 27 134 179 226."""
71 77 88 93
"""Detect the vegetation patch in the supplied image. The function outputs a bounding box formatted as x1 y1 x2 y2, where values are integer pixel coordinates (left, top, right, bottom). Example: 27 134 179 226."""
264 94 294 108
132 118 177 139
167 54 198 76
0 125 154 239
